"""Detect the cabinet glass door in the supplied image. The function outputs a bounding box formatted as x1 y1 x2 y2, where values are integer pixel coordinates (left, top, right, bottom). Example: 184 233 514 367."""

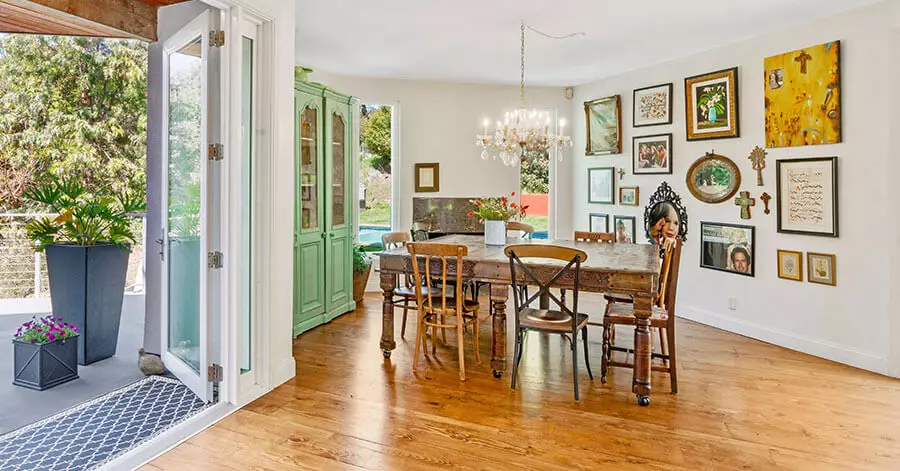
325 105 352 315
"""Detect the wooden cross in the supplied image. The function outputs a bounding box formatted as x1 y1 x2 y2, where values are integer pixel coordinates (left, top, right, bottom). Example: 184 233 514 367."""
760 192 771 215
794 50 812 74
734 191 756 220
748 146 767 186
617 168 626 180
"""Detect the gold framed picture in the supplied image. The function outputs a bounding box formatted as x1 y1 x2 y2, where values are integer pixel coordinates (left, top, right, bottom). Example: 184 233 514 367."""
414 163 439 192
619 186 639 206
684 67 740 141
807 252 836 286
584 95 621 155
776 250 803 282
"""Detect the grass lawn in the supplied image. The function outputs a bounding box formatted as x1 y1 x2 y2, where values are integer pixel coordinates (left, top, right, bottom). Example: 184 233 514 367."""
360 202 391 227
522 215 548 232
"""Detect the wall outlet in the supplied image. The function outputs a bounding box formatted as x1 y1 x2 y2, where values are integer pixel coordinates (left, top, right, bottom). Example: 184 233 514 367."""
728 297 737 311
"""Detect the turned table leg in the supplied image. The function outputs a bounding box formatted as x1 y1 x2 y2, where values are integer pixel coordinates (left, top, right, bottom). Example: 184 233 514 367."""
490 283 509 378
632 293 653 406
380 271 397 359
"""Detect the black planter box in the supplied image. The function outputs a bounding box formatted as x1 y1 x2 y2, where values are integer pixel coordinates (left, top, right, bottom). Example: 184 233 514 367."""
13 335 79 390
45 243 130 365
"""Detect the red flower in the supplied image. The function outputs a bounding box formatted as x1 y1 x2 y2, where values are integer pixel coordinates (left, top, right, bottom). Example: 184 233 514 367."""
511 191 516 196
476 201 482 206
501 196 507 205
467 211 474 217
510 202 517 208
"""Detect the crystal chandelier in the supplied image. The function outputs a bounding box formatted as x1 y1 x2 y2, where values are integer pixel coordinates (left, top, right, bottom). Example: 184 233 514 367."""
476 22 573 167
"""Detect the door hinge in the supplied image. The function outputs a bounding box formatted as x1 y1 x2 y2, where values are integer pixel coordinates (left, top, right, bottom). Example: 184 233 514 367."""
209 30 225 47
208 363 223 382
208 143 224 161
208 250 224 269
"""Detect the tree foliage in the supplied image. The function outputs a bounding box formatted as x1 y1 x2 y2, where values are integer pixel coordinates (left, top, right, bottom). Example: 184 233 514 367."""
520 151 549 194
0 35 148 212
360 105 391 174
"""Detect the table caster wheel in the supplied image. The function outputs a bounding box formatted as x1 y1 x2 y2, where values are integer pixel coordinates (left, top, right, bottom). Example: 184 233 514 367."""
382 350 392 359
492 370 503 379
637 395 650 406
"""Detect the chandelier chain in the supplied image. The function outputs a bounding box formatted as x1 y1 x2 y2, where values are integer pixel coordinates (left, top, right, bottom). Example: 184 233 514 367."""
520 21 525 107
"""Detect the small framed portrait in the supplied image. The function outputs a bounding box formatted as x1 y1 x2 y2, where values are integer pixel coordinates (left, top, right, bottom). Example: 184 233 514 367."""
776 157 838 237
584 95 622 155
684 67 740 141
777 250 803 282
588 167 615 204
619 186 639 206
632 133 672 175
633 83 673 127
613 216 636 244
589 213 609 233
700 222 755 277
807 252 836 286
414 163 439 192
644 182 688 243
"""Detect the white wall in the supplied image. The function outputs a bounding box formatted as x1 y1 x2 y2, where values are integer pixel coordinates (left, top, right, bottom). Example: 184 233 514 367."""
570 2 894 375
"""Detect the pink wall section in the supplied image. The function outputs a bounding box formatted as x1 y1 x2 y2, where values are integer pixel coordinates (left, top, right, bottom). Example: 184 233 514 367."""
520 193 548 217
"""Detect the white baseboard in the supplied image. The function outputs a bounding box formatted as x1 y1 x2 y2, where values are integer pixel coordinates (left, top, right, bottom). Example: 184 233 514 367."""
271 356 296 389
679 305 891 376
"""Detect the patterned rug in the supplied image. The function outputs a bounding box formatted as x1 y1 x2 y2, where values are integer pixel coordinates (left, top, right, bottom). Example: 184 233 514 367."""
0 376 207 471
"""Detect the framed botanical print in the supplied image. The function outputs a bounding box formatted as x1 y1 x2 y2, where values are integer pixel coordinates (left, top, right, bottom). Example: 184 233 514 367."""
700 221 755 277
632 133 673 175
684 67 740 140
633 83 673 127
777 249 803 282
619 186 639 206
776 157 838 237
685 152 742 204
584 95 621 155
589 213 609 233
588 167 615 204
414 163 439 192
613 216 636 243
807 252 836 286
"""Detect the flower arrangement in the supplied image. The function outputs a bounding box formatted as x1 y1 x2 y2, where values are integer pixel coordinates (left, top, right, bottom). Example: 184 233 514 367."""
13 316 79 345
468 192 528 222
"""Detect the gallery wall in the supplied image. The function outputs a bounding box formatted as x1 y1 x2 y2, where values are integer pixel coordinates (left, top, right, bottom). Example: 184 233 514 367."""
570 2 894 375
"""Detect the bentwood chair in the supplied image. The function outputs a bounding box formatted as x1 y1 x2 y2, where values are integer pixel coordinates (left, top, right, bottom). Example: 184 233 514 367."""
407 242 482 381
574 231 615 244
601 237 682 393
471 221 535 315
382 232 439 339
505 244 592 400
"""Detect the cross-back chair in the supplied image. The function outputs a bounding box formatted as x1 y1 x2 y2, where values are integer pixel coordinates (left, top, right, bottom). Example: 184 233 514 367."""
574 231 615 244
507 221 535 239
407 242 482 381
382 232 439 339
505 244 592 400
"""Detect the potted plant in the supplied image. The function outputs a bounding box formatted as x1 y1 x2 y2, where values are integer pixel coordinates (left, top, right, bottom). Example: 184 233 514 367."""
13 316 80 390
352 243 372 304
469 192 529 246
24 179 144 365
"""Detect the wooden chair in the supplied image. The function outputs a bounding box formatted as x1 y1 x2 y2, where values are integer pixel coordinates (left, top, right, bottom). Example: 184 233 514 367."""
506 221 535 239
382 232 439 339
505 244 592 400
407 242 482 381
601 238 682 393
574 231 615 244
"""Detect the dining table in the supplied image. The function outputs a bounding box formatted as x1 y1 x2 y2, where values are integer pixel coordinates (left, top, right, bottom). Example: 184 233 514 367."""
378 234 661 406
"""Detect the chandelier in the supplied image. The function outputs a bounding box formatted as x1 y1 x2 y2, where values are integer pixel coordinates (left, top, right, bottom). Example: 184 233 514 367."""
476 22 574 167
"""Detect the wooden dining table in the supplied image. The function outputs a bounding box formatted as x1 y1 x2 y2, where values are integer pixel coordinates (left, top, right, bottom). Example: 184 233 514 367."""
378 235 661 406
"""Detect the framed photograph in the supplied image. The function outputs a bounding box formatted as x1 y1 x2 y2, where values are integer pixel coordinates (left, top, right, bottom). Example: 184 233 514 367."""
632 133 673 175
584 95 622 155
619 186 639 206
613 216 636 244
765 41 840 147
700 222 755 277
633 83 673 127
685 152 742 204
776 157 838 237
588 167 615 204
807 252 836 286
589 213 609 233
684 67 740 141
414 163 439 192
777 249 803 282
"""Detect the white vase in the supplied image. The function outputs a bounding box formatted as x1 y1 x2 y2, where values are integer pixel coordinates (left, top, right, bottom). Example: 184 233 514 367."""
484 220 507 246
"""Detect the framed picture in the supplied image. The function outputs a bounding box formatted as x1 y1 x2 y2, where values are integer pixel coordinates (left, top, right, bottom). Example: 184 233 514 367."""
700 222 755 277
765 41 840 147
777 250 803 282
619 186 639 206
414 163 439 192
584 95 621 155
685 152 742 204
633 83 673 127
644 182 689 242
588 167 615 204
684 67 740 141
776 157 838 237
613 216 636 244
807 252 836 286
589 213 609 233
632 133 673 175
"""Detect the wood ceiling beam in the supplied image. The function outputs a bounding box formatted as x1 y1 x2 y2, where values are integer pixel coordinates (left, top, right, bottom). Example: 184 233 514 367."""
0 0 159 41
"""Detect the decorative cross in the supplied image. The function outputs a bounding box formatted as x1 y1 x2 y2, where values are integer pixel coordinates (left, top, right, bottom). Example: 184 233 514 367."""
617 168 626 180
794 51 812 74
734 191 756 219
760 192 772 215
748 146 767 186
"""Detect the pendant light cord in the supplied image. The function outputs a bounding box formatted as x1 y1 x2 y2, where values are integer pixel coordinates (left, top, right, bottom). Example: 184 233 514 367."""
519 21 585 107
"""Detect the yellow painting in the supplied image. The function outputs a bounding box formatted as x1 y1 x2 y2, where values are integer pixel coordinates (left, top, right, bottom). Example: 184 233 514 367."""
764 41 840 148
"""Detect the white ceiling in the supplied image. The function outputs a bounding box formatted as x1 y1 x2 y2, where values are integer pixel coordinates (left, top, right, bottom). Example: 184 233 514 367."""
295 0 879 86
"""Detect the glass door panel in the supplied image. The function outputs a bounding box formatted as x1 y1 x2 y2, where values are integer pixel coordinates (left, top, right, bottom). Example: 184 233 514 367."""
240 35 254 374
331 114 345 228
301 107 319 230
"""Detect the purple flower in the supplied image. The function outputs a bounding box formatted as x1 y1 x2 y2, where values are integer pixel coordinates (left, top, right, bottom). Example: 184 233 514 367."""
47 333 57 342
23 321 32 328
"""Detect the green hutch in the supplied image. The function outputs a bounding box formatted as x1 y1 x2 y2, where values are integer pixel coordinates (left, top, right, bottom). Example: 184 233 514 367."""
294 79 356 336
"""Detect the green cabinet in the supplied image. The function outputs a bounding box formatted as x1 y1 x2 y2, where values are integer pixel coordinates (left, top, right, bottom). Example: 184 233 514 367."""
294 81 356 336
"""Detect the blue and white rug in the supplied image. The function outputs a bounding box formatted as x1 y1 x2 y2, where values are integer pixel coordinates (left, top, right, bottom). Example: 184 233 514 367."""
0 376 207 471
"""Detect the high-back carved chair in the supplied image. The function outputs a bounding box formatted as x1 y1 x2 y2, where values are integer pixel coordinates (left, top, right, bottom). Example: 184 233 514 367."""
505 244 592 400
407 242 482 381
382 232 439 339
601 237 683 393
574 231 615 244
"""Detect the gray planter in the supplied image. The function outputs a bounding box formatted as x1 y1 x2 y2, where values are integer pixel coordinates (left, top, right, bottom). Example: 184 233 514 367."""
13 335 79 390
45 243 130 365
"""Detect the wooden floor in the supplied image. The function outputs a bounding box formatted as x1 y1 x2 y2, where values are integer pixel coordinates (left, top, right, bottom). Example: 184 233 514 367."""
145 293 900 470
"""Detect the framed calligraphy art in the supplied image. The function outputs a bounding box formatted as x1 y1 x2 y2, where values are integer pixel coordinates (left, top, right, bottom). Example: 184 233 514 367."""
776 157 838 237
